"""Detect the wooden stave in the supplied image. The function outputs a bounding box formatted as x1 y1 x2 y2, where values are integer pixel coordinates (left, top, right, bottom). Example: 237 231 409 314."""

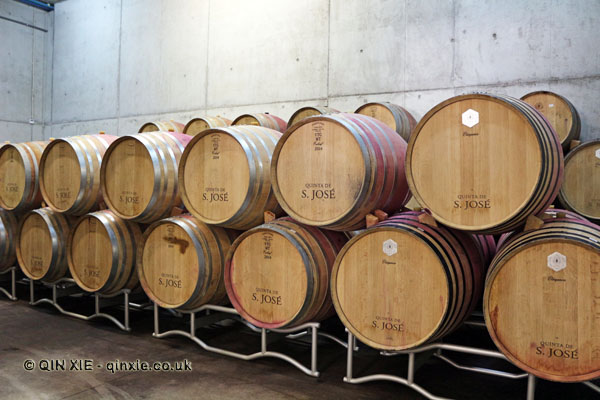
39 134 118 215
16 207 72 282
100 131 192 223
138 120 185 133
483 218 600 382
557 139 600 221
0 210 18 272
405 93 563 235
232 113 288 133
138 214 235 310
183 116 232 136
178 126 283 230
67 210 142 295
355 102 417 142
287 106 340 128
0 141 47 212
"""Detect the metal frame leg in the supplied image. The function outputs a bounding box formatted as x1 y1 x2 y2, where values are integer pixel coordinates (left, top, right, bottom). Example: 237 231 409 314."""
0 267 17 301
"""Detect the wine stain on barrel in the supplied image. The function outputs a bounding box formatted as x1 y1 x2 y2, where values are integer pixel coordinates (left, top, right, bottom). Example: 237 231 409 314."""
163 236 189 254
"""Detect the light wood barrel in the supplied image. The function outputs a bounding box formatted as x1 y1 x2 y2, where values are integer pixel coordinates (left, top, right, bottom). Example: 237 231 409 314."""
272 113 410 231
179 126 283 230
67 210 141 295
0 141 47 212
138 214 236 310
100 132 192 223
484 218 600 382
355 102 417 142
225 218 347 329
17 207 72 282
287 106 339 128
406 93 564 235
138 120 184 133
232 113 287 133
331 211 485 351
558 140 600 221
0 210 18 273
183 116 232 136
521 91 581 150
39 134 118 215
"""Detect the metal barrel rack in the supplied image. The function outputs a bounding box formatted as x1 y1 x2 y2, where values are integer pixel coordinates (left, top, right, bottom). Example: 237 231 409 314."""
153 302 351 378
28 278 151 332
0 266 17 301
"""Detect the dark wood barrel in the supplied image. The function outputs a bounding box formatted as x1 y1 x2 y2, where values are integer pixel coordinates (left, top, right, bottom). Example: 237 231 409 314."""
17 207 72 282
406 93 564 235
100 132 192 223
179 126 283 230
138 120 185 133
138 214 236 310
225 218 347 329
287 106 339 128
39 134 118 215
271 113 410 231
484 217 600 382
0 210 18 273
0 141 47 212
355 102 417 142
232 113 287 132
331 211 485 350
183 116 232 136
67 210 142 295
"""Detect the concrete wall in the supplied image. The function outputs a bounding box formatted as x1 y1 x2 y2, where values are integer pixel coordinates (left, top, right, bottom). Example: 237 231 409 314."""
0 0 53 142
12 0 600 141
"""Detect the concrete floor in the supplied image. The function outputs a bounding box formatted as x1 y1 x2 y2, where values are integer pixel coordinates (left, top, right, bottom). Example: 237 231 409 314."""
0 280 598 400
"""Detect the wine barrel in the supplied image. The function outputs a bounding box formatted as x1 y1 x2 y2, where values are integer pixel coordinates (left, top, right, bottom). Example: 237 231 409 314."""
138 120 184 133
67 210 141 295
39 134 118 215
179 126 283 230
100 131 192 223
232 113 287 132
17 207 72 281
287 106 339 128
557 140 600 221
138 214 236 310
406 93 564 235
331 211 485 350
0 210 18 273
355 102 417 142
225 218 347 329
271 113 410 231
484 218 600 382
0 141 47 212
521 91 581 150
183 116 231 136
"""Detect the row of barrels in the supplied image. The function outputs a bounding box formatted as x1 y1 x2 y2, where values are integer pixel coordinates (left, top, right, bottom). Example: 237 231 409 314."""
1 206 598 382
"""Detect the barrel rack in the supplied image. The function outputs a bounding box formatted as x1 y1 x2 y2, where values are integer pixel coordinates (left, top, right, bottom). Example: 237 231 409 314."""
152 302 352 377
28 278 151 332
0 266 17 301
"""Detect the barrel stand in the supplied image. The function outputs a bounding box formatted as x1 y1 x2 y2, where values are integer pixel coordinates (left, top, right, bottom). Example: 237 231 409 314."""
0 266 17 300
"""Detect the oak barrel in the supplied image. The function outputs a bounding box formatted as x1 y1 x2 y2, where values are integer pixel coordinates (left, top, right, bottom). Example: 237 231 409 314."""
558 140 600 221
287 106 339 128
225 218 347 329
179 126 283 230
138 214 236 310
271 113 410 231
406 93 564 235
232 113 287 133
331 211 485 350
0 210 18 273
484 217 600 382
100 131 192 223
0 141 47 212
67 210 142 295
521 91 581 150
355 102 417 142
138 120 184 133
39 134 118 215
183 116 231 136
17 207 72 281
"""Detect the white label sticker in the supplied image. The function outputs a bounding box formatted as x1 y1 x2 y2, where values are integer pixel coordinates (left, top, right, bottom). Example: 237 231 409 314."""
547 252 567 272
462 109 479 128
595 149 600 159
383 239 397 256
549 104 555 108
